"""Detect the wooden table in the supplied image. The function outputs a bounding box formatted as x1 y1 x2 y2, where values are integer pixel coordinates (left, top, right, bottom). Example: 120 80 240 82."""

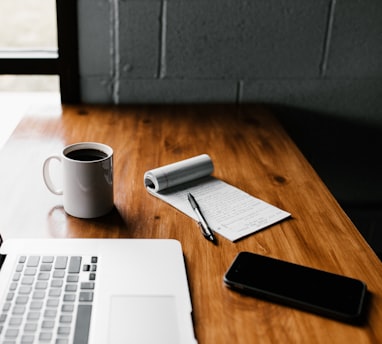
0 103 381 343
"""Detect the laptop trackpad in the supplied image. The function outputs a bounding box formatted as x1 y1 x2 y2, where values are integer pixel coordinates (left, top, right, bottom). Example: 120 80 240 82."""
108 295 180 344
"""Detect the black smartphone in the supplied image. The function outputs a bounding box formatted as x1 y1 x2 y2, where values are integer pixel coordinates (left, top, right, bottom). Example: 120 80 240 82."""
224 252 368 323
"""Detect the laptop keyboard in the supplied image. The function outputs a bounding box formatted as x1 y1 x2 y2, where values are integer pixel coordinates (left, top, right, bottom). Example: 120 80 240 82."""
0 255 97 344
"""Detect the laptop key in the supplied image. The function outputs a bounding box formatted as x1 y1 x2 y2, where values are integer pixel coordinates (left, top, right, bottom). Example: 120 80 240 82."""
60 315 72 323
30 301 43 310
46 299 59 308
79 292 93 302
9 316 22 326
65 284 78 292
67 275 79 283
73 304 92 344
18 256 26 263
44 309 57 318
21 276 34 285
32 291 46 300
12 272 21 282
6 292 15 301
42 256 54 263
58 326 71 336
3 302 11 312
37 272 50 281
15 296 28 305
9 282 18 291
68 257 82 273
40 264 52 272
56 339 69 344
81 282 95 290
63 294 76 302
55 256 68 269
21 334 34 343
35 281 48 290
51 279 63 288
26 256 40 267
24 268 37 276
61 304 74 313
39 331 52 341
53 270 65 278
41 320 55 329
24 323 37 332
12 306 26 315
48 288 62 297
27 312 40 321
5 328 19 338
18 286 32 294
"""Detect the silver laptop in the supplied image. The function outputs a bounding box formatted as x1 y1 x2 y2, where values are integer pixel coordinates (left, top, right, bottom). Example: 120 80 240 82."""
0 237 197 344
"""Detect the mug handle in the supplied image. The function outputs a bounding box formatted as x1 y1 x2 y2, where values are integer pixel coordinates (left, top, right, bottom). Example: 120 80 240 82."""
43 155 63 195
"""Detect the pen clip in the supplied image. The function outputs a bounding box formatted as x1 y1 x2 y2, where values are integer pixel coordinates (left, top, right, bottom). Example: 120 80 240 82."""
197 221 208 236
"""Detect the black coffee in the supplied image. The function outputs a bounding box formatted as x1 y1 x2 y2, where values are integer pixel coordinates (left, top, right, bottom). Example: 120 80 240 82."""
66 148 108 161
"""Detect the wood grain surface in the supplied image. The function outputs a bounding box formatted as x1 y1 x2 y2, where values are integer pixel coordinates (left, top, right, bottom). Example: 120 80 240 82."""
0 104 381 343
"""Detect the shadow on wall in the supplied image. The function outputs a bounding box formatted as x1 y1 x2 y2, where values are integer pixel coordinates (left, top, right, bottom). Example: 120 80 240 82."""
274 106 382 260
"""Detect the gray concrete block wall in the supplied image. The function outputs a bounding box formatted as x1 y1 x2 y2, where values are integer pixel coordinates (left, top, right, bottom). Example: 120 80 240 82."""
165 1 327 78
78 0 111 76
78 0 382 124
327 1 382 77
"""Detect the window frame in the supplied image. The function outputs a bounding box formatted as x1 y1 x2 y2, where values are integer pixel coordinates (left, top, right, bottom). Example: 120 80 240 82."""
0 0 80 103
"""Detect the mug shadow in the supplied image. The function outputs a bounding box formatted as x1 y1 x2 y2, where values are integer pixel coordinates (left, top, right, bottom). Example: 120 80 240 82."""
47 205 130 238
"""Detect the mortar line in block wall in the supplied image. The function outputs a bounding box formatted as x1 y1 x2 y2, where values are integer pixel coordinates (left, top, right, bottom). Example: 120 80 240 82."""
320 0 336 77
158 0 167 79
110 0 120 104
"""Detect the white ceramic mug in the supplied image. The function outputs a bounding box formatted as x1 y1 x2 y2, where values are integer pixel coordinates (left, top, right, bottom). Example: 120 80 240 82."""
43 142 114 218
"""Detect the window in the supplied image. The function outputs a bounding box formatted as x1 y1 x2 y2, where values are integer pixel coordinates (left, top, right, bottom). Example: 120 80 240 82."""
0 0 79 103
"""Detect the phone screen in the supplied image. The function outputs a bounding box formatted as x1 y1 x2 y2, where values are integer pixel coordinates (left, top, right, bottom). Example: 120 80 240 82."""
224 252 367 322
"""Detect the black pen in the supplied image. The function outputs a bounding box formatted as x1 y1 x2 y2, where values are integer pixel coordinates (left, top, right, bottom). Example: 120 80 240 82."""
187 193 216 243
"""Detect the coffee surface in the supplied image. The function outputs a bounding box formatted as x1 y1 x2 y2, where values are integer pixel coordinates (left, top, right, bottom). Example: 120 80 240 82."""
66 148 108 161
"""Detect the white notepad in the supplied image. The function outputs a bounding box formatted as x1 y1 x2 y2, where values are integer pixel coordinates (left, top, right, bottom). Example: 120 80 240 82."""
144 154 290 241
